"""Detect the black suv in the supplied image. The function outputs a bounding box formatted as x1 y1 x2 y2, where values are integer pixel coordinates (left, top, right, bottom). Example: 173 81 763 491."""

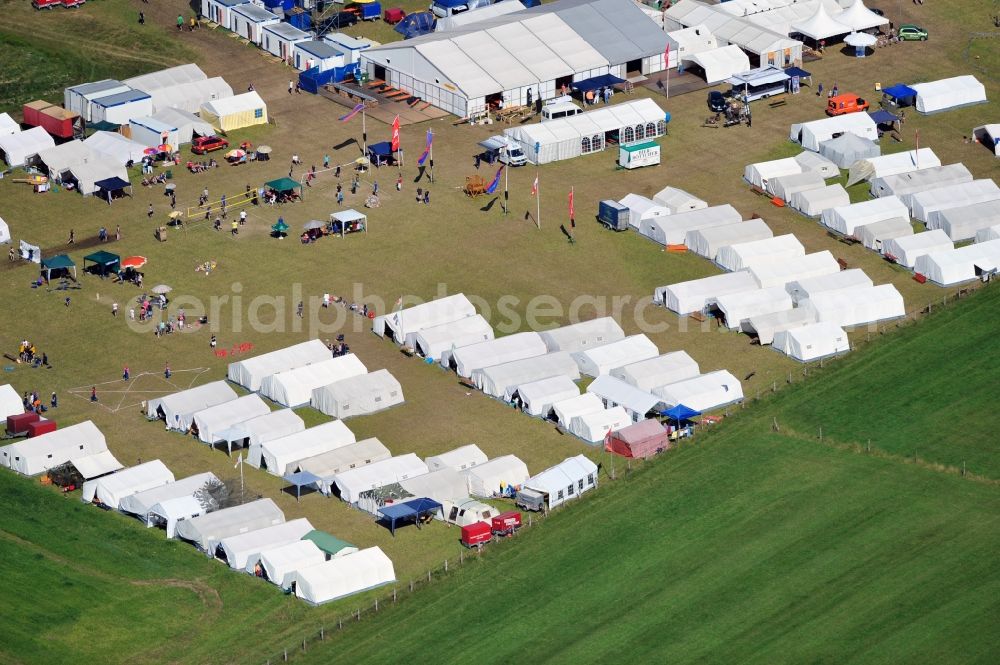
708 90 728 112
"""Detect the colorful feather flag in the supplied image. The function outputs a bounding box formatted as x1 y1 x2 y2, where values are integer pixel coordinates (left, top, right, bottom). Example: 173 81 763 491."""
417 129 433 165
339 103 365 122
531 174 539 197
486 165 504 195
391 115 400 152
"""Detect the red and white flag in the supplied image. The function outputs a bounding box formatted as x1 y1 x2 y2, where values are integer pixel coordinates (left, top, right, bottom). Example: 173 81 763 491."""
391 115 400 152
664 43 670 69
568 187 575 219
531 174 539 197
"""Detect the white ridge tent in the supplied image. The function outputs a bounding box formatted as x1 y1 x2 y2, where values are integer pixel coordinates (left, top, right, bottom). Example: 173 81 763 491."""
330 454 428 503
551 393 606 427
248 421 356 476
639 204 741 246
296 438 392 495
398 469 469 505
146 78 235 115
228 340 331 391
372 293 476 344
293 547 395 605
882 230 953 268
930 200 1000 242
425 444 488 472
474 352 581 400
147 380 237 431
464 455 529 497
786 268 874 304
191 394 270 444
686 220 772 260
67 159 130 197
569 407 631 443
0 112 19 136
715 287 794 330
572 334 659 377
857 217 913 251
716 234 805 272
847 148 940 186
790 113 878 151
749 251 840 289
744 157 802 190
148 496 205 538
821 196 909 236
124 64 207 91
0 384 22 421
768 171 826 203
870 164 973 202
0 126 55 167
791 3 851 41
790 183 850 217
174 498 285 551
217 518 314 570
451 332 547 378
68 450 124 481
742 308 817 345
150 107 214 145
120 471 219 520
681 45 750 84
653 370 744 411
800 284 905 328
0 421 107 476
255 540 327 589
818 132 880 169
513 375 580 417
912 180 1000 224
523 455 599 510
413 315 495 363
37 141 96 178
774 322 849 362
915 239 1000 286
83 132 148 166
539 317 625 353
81 460 174 508
311 369 404 419
587 375 663 423
215 409 305 454
619 194 670 231
610 351 700 391
653 186 707 213
836 0 889 31
911 76 987 114
260 355 368 407
973 125 1000 157
656 270 759 314
793 151 840 179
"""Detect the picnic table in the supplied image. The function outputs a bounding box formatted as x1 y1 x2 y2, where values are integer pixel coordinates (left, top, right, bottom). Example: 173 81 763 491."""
464 175 487 198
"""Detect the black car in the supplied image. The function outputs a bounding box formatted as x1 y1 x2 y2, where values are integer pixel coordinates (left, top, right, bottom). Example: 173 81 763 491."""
708 90 728 112
325 11 359 29
870 7 885 16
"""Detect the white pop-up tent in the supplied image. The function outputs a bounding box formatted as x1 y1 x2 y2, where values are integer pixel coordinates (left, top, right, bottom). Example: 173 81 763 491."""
857 217 913 251
120 471 219 520
773 322 850 362
551 393 606 428
715 234 805 273
794 150 840 179
639 204 742 246
523 455 599 510
974 124 1000 157
915 239 1000 286
836 0 889 31
790 183 851 217
715 287 794 330
413 315 495 363
742 308 817 346
930 200 1000 242
800 283 905 328
81 460 174 508
425 444 488 473
911 180 1000 224
0 421 107 476
653 186 707 213
610 351 700 392
818 133 880 169
0 126 55 167
911 76 987 114
473 352 581 400
790 113 878 151
847 148 941 186
83 131 148 166
569 407 631 444
686 219 772 260
464 455 529 497
744 157 802 190
539 317 625 353
217 518 314 570
0 218 10 246
330 454 428 503
174 498 285 551
248 421 356 476
821 196 909 236
372 293 476 344
786 268 874 305
293 547 395 605
260 355 368 407
0 384 22 421
619 194 670 231
297 438 392 495
681 44 750 84
870 164 974 202
228 340 331 391
656 270 759 315
191 394 270 445
653 370 744 411
768 172 826 203
451 332 547 378
310 369 404 419
215 409 305 454
572 334 659 377
254 540 327 589
882 230 953 268
512 375 580 417
587 375 663 423
749 251 840 289
147 380 237 431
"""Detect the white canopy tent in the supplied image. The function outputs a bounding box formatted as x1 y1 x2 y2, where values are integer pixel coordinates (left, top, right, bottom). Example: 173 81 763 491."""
911 76 987 115
742 308 817 345
120 471 219 520
413 315 495 363
464 455 529 498
794 150 840 179
148 496 205 538
255 540 327 589
930 200 1000 242
248 421 356 476
744 157 802 190
785 268 874 305
818 133 880 169
790 113 878 151
68 450 124 481
215 409 305 455
857 217 913 251
681 45 750 84
686 220 773 260
81 460 174 508
749 251 840 288
451 332 547 378
552 393 606 428
914 239 1000 286
790 3 851 40
976 224 1000 243
912 180 1000 224
372 293 476 344
311 369 404 419
191 394 270 445
800 283 905 328
473 352 581 400
83 132 148 166
587 375 663 423
610 351 700 392
882 230 953 268
398 469 470 505
572 334 659 377
330 454 428 503
296 438 392 495
0 421 107 476
639 204 742 246
227 340 331 391
539 317 625 353
147 380 237 431
260 355 368 407
0 126 55 167
870 164 973 202
847 148 941 186
619 194 670 231
512 375 580 417
821 196 909 236
217 518 314 570
653 370 744 411
655 270 759 314
790 183 851 217
715 286 794 330
0 384 22 421
653 186 708 213
835 0 888 31
523 455 599 509
774 322 849 362
425 444 488 473
568 407 631 443
768 171 826 203
716 234 805 272
973 124 1000 157
293 547 395 605
174 498 285 551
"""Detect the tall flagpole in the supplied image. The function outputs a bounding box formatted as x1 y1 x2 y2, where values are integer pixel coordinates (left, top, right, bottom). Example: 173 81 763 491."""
536 169 541 230
429 130 435 183
503 149 509 216
362 109 367 155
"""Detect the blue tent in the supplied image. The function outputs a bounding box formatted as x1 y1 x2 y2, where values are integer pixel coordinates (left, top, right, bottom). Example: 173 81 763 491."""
395 12 435 39
571 74 626 94
378 498 443 536
283 470 323 501
783 66 812 78
367 141 396 166
661 404 700 425
882 84 917 107
868 109 899 125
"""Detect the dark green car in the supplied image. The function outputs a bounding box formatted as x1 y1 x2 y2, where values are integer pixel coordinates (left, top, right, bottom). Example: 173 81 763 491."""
898 24 929 41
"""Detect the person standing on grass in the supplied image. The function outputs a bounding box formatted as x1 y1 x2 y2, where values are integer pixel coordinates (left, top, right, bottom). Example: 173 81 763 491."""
239 209 247 226
90 387 97 402
68 229 75 244
288 80 294 95
112 303 119 317
123 366 130 381
817 82 823 97
297 301 304 317
323 154 330 169
423 190 430 205
177 14 184 30
231 220 238 236
115 225 121 241
139 11 145 25
148 203 154 218
51 392 57 409
396 174 402 191
164 362 171 379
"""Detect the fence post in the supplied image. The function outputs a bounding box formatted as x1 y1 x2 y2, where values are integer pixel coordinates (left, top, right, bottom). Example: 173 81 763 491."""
356 609 360 621
338 618 342 630
528 514 533 528
819 427 823 441
375 597 378 612
962 460 966 477
283 649 287 662
460 550 464 565
444 559 448 573
409 580 414 593
427 570 432 582
772 381 776 392
302 640 306 653
320 627 324 641
393 587 397 602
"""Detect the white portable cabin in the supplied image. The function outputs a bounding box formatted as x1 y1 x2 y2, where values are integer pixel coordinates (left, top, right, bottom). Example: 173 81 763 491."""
0 126 55 167
254 540 328 589
857 217 913 251
425 444 488 472
551 393 606 428
680 44 750 84
586 375 663 423
90 89 153 126
398 469 468 505
202 0 249 30
65 79 130 121
330 454 428 503
372 293 476 344
870 164 973 203
215 409 305 454
743 157 802 190
785 269 874 305
686 220 772 260
260 354 368 407
147 380 237 431
639 204 741 246
821 196 909 236
0 384 23 421
749 251 840 289
653 370 744 412
174 498 285 551
655 270 759 315
914 239 1000 286
794 151 839 179
572 334 659 377
773 322 850 362
311 369 404 419
715 287 794 330
882 230 954 268
293 40 345 73
817 133 879 169
619 194 670 231
790 184 850 217
230 4 280 45
83 131 147 166
248 420 356 476
742 308 817 346
228 340 331 391
569 407 631 444
473 352 581 400
262 22 310 63
0 421 107 476
323 33 372 66
296 438 392 495
464 455 529 498
911 180 1000 224
846 148 941 186
715 234 805 273
523 455 599 510
129 117 180 151
217 518 314 570
120 471 219 521
513 375 580 417
451 332 547 378
653 186 707 213
789 113 878 152
191 394 270 445
976 224 1000 243
911 76 987 114
81 460 174 508
293 547 395 605
930 200 1000 242
610 351 700 392
800 284 905 328
413 315 494 363
538 317 625 353
768 171 825 203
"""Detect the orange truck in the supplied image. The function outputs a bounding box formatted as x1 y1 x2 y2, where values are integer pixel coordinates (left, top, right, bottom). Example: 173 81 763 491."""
826 93 870 116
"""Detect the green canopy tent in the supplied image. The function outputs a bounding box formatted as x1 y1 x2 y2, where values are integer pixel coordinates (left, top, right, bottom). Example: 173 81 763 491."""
302 530 357 558
83 250 120 277
264 177 304 201
41 254 77 282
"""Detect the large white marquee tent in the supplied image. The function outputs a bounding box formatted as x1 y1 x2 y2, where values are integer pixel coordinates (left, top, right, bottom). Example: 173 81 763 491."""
744 156 802 190
120 471 219 520
539 317 625 353
552 393 606 428
686 219 773 260
413 315 495 363
749 251 840 289
248 421 357 476
330 454 428 503
522 455 599 510
789 183 850 217
255 540 327 590
297 438 392 494
513 375 581 417
681 44 751 84
846 148 940 186
870 164 973 202
800 283 905 328
464 455 530 497
653 370 744 411
773 321 849 362
217 518 314 570
930 200 1000 242
857 217 912 250
191 394 270 445
0 384 23 421
451 332 547 378
768 171 826 203
148 380 237 431
311 369 404 419
610 351 700 392
911 76 987 115
293 547 395 605
372 293 476 345
568 406 631 443
656 270 759 314
260 355 368 407
882 230 953 268
821 196 909 236
228 340 331 391
790 113 878 151
571 334 659 377
716 234 805 272
619 194 670 231
425 444 489 473
911 180 1000 224
640 204 742 246
715 286 794 330
473 351 581 400
175 498 285 551
653 186 708 213
0 421 107 476
742 308 817 346
81 460 174 508
785 268 874 305
586 375 663 423
216 409 305 453
915 239 1000 286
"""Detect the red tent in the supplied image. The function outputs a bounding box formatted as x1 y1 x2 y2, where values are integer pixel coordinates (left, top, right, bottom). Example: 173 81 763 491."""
605 419 669 459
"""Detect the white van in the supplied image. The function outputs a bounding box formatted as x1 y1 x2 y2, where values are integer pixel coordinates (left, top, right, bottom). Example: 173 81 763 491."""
478 135 527 166
541 100 583 122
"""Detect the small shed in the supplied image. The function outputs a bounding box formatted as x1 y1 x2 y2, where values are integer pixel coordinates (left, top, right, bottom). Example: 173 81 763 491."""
606 419 670 459
230 3 280 45
263 22 310 63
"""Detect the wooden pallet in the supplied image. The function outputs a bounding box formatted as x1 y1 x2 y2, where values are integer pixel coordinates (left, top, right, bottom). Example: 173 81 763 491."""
366 79 385 89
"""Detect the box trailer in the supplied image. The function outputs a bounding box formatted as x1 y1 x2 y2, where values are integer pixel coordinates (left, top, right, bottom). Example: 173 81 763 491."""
598 200 629 231
491 511 521 536
23 101 83 139
27 420 57 438
460 521 492 548
7 412 39 436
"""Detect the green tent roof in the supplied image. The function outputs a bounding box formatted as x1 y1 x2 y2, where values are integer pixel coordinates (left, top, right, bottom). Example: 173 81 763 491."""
265 177 302 192
83 250 120 265
303 530 355 556
41 254 75 269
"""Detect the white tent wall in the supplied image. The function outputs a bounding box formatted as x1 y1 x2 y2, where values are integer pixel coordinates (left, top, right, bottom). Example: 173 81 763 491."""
789 184 850 217
786 268 874 304
742 308 817 345
398 469 470 505
716 234 805 272
539 317 625 353
147 496 204 538
248 420 356 476
147 380 237 431
331 454 429 503
911 180 1000 224
296 438 393 494
293 547 395 605
69 160 130 197
514 375 581 417
0 384 23 421
882 230 953 268
976 224 1000 244
150 108 214 145
744 157 802 189
0 112 19 136
464 455 529 498
794 151 839 179
83 132 148 166
568 406 631 443
748 251 840 289
571 334 659 377
425 444 488 473
38 141 95 178
817 133 880 169
846 148 941 186
610 351 700 392
870 164 974 203
715 287 793 330
914 239 1000 286
0 127 56 168
227 340 331 391
70 450 125 480
911 76 987 114
586 375 663 423
413 315 495 363
474 352 582 400
619 194 670 231
656 270 759 314
652 186 708 213
653 370 744 411
218 518 314 570
640 204 742 246
191 394 270 444
686 220 773 260
973 124 1000 157
128 117 180 151
174 498 285 551
790 113 878 151
451 332 547 378
552 393 606 427
260 354 368 407
857 217 913 251
773 322 849 362
524 455 599 509
665 25 718 68
768 171 826 202
930 200 1000 242
800 284 905 328
310 369 404 419
0 421 107 476
681 45 750 84
219 409 305 452
120 471 219 519
147 78 234 115
124 64 207 92
371 293 476 343
256 540 327 589
80 460 174 508
821 196 909 236
0 218 10 246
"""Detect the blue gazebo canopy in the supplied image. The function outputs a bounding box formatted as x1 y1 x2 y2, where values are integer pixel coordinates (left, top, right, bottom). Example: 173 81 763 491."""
882 84 917 101
661 404 701 422
783 66 812 78
869 109 899 125
283 470 323 501
378 498 443 536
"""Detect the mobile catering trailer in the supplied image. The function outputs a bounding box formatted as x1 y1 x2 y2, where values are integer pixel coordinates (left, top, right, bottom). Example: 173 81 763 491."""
619 141 660 169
